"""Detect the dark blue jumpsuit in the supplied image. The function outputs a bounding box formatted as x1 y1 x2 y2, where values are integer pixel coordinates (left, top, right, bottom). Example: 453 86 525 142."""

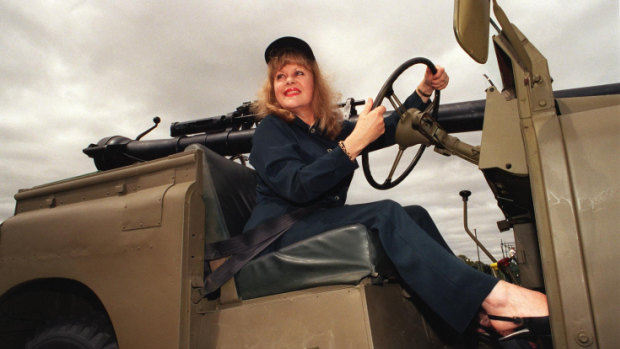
244 93 498 333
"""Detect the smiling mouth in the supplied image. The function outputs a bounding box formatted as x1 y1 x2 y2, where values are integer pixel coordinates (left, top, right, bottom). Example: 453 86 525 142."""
284 88 301 97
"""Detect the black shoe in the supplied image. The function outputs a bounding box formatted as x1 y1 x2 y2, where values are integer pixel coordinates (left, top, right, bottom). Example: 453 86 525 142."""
487 315 551 342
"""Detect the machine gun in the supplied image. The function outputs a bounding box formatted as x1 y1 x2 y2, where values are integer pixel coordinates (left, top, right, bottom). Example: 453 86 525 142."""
83 83 619 171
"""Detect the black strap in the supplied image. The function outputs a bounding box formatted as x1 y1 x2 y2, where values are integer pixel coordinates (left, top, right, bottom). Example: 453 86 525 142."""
201 205 316 296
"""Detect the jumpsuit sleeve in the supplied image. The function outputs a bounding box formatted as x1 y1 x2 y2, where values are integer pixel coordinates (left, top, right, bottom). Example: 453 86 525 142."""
250 116 358 205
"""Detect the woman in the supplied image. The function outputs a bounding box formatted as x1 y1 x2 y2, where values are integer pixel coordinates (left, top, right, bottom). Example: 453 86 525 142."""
244 36 549 339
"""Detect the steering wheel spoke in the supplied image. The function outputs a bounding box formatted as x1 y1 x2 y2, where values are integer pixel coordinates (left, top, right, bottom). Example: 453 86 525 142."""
387 93 406 119
423 96 440 120
385 147 405 184
362 57 441 190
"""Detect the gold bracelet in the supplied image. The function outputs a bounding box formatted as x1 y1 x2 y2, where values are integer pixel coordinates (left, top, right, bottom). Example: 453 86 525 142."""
338 141 355 162
417 87 432 98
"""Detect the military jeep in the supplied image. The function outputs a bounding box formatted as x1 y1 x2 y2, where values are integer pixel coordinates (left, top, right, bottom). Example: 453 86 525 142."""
1 1 618 348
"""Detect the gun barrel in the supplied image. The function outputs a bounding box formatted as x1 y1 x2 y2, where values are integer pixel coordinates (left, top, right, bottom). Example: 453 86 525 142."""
84 83 619 170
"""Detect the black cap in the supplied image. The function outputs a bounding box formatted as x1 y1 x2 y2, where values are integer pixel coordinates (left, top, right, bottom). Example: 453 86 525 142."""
264 36 315 63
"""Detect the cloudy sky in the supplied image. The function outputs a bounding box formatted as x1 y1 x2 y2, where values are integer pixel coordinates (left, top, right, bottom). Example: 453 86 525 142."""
1 0 618 262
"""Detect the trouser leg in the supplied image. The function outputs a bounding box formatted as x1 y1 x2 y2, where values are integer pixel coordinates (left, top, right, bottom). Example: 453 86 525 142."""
275 200 498 333
402 205 453 253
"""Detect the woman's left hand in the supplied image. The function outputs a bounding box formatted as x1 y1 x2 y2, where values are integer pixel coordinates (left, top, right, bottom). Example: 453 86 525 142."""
417 65 449 100
424 65 449 91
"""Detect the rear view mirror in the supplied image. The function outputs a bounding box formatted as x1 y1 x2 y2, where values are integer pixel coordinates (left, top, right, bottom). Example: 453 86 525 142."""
453 0 490 63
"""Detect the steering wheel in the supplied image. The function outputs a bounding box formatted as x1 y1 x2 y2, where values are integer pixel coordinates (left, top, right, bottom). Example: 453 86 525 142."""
362 57 441 190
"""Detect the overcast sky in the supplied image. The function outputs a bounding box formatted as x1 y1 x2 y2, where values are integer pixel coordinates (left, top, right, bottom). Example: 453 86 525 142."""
1 0 618 262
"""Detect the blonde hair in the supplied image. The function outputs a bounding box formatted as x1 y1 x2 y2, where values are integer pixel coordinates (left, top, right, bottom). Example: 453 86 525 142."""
253 52 343 139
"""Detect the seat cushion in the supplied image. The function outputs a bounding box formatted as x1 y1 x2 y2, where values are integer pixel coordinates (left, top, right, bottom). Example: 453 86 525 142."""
236 224 395 299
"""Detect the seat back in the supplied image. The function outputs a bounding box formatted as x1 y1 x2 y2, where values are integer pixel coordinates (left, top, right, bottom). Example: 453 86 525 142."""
186 144 256 243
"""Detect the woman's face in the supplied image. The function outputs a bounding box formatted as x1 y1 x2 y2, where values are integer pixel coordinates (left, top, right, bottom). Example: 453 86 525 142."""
273 63 314 118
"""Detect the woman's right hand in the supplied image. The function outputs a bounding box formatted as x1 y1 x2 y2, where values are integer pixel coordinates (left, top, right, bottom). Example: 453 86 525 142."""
342 98 386 160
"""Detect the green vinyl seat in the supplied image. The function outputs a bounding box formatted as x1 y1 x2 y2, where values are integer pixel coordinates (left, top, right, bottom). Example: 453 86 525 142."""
187 144 394 300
